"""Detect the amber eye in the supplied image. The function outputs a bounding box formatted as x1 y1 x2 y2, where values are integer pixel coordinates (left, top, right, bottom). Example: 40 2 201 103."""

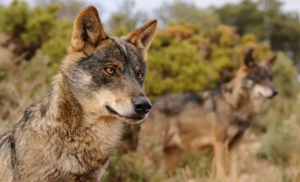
137 71 144 80
104 67 116 75
257 74 266 80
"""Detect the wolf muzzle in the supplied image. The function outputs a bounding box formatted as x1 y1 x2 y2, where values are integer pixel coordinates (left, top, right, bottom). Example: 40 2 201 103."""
268 90 278 99
133 96 152 115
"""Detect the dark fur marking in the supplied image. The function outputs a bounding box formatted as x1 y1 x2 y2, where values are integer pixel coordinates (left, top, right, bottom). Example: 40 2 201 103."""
159 92 204 116
161 108 175 116
10 134 16 169
74 154 84 167
40 101 49 118
20 105 35 128
210 86 222 97
78 55 93 67
183 92 204 105
231 118 251 128
74 166 99 181
110 37 130 63
100 155 110 166
57 76 84 134
228 130 244 149
0 133 11 148
110 38 146 73
211 95 217 112
23 107 33 121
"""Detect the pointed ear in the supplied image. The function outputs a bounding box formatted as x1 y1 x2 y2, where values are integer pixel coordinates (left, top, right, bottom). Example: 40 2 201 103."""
70 6 107 54
123 20 157 60
266 54 277 67
243 49 256 69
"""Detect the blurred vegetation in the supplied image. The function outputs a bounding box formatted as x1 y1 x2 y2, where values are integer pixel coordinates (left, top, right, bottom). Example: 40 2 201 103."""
0 0 60 60
155 1 220 35
1 0 300 181
107 0 148 36
216 0 300 67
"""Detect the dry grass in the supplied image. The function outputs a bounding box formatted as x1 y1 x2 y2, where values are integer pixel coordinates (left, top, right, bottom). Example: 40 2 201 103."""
0 47 51 134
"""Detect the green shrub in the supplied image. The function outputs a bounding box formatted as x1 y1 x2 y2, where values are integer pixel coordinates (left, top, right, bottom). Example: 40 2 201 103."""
0 0 60 60
42 20 73 63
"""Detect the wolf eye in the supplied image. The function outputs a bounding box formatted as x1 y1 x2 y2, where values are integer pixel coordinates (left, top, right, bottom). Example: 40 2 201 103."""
137 71 144 80
257 74 266 80
104 67 116 75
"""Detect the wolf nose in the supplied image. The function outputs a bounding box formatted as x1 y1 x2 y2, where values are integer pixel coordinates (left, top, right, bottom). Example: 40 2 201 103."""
133 97 152 115
272 90 278 97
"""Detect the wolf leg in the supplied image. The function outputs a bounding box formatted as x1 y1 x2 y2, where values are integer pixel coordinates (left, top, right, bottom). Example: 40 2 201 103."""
229 133 244 182
213 140 226 180
229 148 238 182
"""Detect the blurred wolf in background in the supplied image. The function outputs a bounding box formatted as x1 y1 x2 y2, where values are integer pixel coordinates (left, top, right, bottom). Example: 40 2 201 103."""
138 50 277 181
0 6 157 182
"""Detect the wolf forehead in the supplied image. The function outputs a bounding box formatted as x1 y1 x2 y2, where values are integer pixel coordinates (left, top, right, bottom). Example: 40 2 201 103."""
247 63 273 81
77 37 146 76
79 37 146 69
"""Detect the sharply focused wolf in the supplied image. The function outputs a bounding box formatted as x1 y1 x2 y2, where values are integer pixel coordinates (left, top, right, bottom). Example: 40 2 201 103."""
0 6 157 182
138 50 277 180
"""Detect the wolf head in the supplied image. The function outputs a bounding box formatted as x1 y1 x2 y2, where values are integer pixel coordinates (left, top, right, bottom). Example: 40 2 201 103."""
60 6 157 124
241 49 278 100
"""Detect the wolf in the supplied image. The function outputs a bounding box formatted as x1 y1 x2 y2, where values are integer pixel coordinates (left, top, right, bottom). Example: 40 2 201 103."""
0 6 157 182
138 50 277 180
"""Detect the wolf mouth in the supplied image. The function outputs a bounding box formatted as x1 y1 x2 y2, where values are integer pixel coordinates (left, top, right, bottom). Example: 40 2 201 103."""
105 106 145 121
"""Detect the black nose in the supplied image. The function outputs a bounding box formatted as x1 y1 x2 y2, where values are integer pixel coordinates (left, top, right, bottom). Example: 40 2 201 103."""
272 90 278 97
133 97 152 115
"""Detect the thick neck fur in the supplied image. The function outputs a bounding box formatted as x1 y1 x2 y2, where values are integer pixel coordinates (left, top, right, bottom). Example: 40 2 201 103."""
33 73 84 132
220 69 256 121
25 72 124 175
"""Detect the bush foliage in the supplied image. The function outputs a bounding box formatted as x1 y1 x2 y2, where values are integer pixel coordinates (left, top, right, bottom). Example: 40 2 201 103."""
0 0 60 60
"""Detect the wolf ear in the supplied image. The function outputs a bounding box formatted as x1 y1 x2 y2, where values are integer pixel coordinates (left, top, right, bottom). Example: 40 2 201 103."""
123 20 157 60
266 54 277 67
70 6 106 54
243 49 256 69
